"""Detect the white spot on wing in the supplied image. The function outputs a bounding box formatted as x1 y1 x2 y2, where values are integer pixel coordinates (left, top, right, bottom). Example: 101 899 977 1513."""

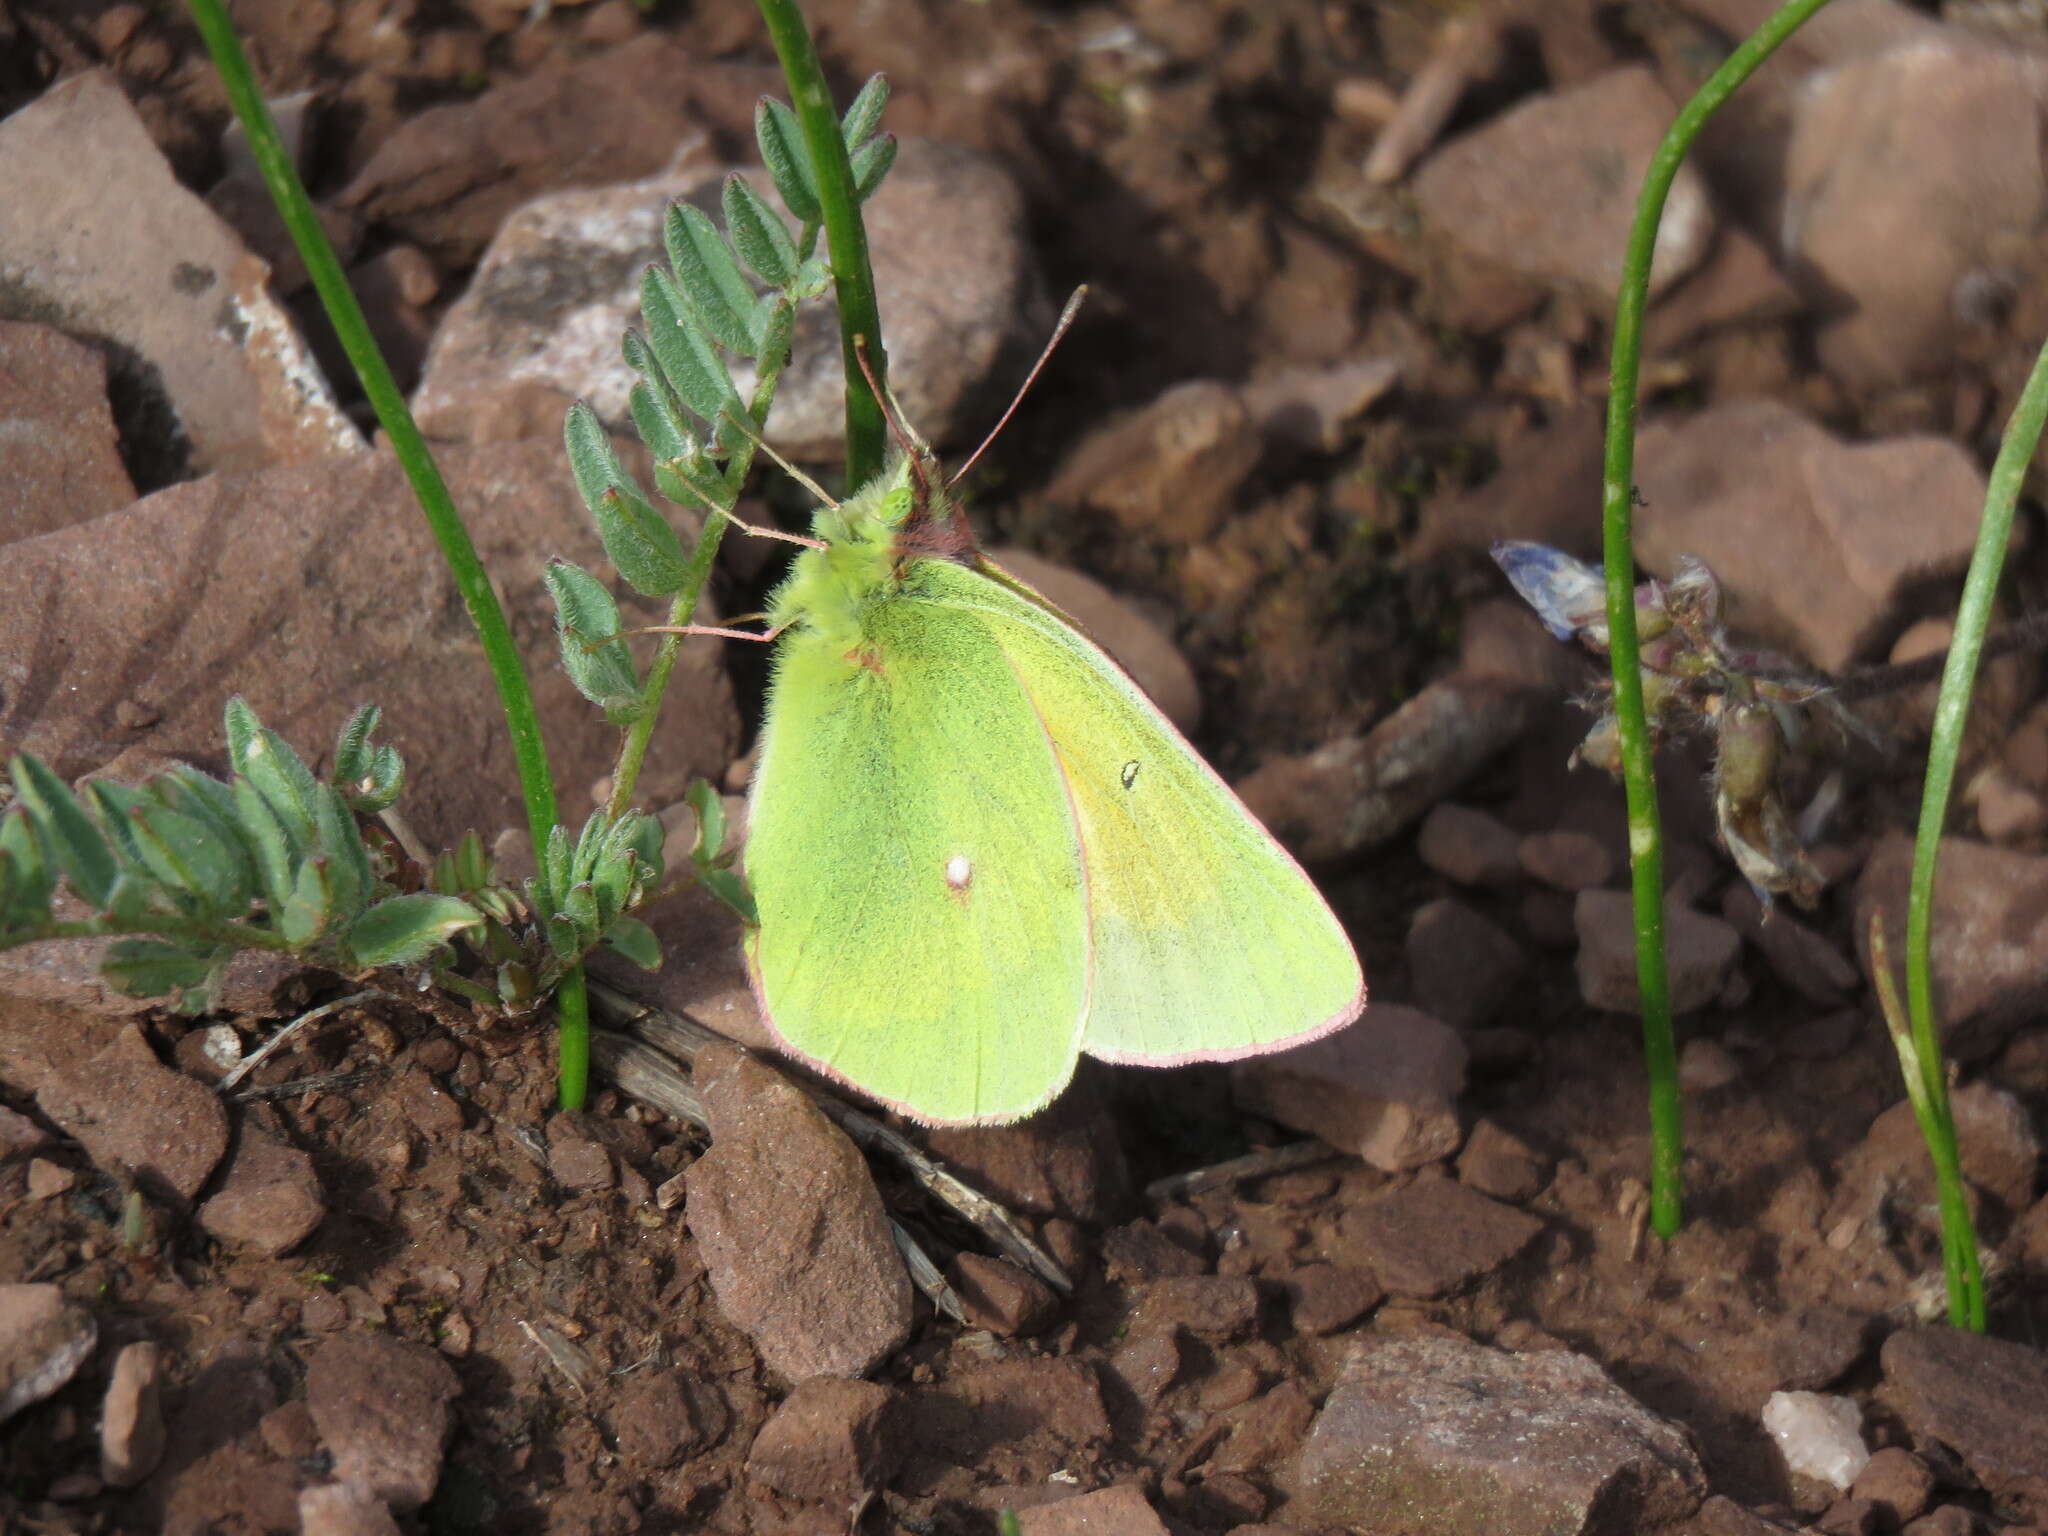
945 854 973 890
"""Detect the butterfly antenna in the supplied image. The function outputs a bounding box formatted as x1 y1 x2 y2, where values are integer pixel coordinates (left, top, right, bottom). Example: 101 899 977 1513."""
949 286 1088 489
719 406 840 510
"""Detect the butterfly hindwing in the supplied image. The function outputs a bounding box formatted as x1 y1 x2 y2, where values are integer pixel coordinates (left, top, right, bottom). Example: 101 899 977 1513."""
744 591 1091 1124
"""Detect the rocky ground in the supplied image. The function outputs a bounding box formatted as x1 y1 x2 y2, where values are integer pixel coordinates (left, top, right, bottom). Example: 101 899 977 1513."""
3 0 2048 1533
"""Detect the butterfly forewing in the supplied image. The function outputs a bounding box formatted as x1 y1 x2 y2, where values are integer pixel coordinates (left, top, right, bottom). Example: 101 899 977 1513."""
744 592 1092 1124
930 561 1366 1064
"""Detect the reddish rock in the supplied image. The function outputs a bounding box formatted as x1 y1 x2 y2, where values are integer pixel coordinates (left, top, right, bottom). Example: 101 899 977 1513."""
1416 803 1526 887
1721 885 1860 1007
0 1285 97 1423
684 1046 913 1381
1048 380 1260 545
33 1023 226 1205
1131 1276 1260 1343
746 1378 900 1505
1329 1172 1543 1298
1519 830 1615 892
306 1334 462 1510
1455 1119 1549 1203
544 1121 614 1193
298 1482 403 1536
1881 1327 2048 1520
1405 899 1529 1030
948 1253 1060 1338
903 1359 1110 1468
1233 1004 1467 1172
1413 67 1713 302
99 1341 166 1487
0 72 358 483
1016 1483 1173 1535
0 1105 51 1160
1210 1380 1317 1475
1298 1335 1706 1534
606 1370 729 1469
1850 1447 1936 1526
0 320 136 543
1277 1263 1385 1337
1854 833 2048 1062
1100 1220 1206 1282
926 1075 1130 1224
199 1128 326 1257
1105 1328 1185 1409
1575 890 1741 1016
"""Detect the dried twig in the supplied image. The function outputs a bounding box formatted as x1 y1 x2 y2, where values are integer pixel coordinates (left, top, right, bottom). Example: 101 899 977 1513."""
216 989 381 1094
1143 1139 1341 1204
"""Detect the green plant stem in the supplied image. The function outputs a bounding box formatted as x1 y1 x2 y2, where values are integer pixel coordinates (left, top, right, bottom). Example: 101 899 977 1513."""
1902 337 2048 1330
1602 0 1834 1240
754 0 889 487
184 0 592 1109
604 336 793 825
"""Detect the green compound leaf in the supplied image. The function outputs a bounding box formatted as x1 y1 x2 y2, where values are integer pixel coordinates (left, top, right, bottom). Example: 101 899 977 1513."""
565 402 688 597
627 375 696 468
281 855 338 947
127 800 253 917
0 811 52 922
850 133 897 203
11 753 120 909
755 96 821 225
663 201 757 357
232 775 297 914
544 560 642 721
347 892 482 968
639 268 745 429
603 914 662 970
102 938 213 999
723 174 799 289
841 73 889 151
312 783 372 919
333 705 382 786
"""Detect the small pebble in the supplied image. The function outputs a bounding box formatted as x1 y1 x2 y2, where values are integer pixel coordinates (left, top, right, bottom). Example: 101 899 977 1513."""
1762 1391 1869 1490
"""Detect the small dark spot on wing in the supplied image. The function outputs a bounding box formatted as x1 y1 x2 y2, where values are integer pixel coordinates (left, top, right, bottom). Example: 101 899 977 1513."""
1121 760 1141 790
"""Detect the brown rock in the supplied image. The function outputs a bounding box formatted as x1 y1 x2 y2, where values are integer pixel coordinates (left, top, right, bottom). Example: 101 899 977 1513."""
0 72 359 485
545 1121 614 1194
33 1022 226 1204
1721 884 1860 1006
925 1071 1130 1224
0 1284 97 1423
684 1046 913 1381
0 321 136 543
1330 1172 1543 1298
1455 1119 1549 1203
1784 35 2044 390
99 1341 165 1487
1277 1262 1385 1336
306 1334 462 1510
298 1482 403 1536
1644 226 1805 352
1635 402 1985 674
1233 1003 1467 1172
1519 829 1614 892
903 1358 1110 1467
1047 380 1259 546
1211 1379 1318 1475
199 1128 325 1256
1416 803 1525 887
1100 1220 1206 1282
948 1254 1060 1338
1882 1327 2048 1521
1237 674 1545 863
1131 1276 1260 1343
413 138 1035 462
745 1378 900 1505
1405 899 1529 1030
339 39 778 267
1106 1329 1185 1410
1016 1483 1173 1535
1574 890 1741 1016
1850 1446 1936 1525
1854 833 2048 1061
0 1105 51 1160
606 1369 728 1469
1413 67 1713 303
1298 1334 1706 1534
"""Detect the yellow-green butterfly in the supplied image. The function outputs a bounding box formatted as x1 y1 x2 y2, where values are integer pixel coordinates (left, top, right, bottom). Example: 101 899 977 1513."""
740 421 1365 1126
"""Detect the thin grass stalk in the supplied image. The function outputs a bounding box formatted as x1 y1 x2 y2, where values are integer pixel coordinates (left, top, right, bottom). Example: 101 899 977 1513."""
1901 334 2048 1329
1602 0 1836 1238
754 0 890 487
183 0 594 1109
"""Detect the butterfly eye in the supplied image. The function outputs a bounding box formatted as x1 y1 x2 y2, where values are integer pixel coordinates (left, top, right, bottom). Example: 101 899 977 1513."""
944 855 973 891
